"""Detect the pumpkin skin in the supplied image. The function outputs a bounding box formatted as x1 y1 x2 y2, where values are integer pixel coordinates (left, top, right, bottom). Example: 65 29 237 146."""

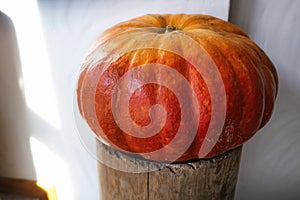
77 14 278 162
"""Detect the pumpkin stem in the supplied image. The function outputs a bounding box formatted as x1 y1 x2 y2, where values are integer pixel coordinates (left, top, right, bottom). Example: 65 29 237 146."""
157 25 176 34
166 25 176 32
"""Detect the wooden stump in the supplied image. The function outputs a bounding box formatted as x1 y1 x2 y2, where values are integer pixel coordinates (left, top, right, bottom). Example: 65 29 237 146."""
97 142 242 200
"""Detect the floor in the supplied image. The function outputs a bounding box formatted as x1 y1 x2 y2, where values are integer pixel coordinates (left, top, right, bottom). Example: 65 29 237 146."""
0 193 38 200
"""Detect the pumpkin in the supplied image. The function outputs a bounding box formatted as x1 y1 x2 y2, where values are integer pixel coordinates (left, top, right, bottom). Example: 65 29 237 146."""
77 14 278 162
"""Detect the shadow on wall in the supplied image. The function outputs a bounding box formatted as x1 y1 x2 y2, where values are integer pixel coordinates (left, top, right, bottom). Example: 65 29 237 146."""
230 0 300 199
0 11 36 180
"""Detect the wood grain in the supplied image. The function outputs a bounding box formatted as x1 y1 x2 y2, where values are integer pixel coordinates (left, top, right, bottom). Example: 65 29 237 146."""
97 143 242 200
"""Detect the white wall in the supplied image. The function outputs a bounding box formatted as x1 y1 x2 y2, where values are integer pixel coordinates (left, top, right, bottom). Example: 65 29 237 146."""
0 1 230 199
230 0 300 199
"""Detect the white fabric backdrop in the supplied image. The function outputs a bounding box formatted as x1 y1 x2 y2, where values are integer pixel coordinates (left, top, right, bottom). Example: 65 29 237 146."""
230 0 300 199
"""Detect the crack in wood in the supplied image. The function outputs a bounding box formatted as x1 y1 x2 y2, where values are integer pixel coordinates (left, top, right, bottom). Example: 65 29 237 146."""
187 163 197 170
147 165 149 200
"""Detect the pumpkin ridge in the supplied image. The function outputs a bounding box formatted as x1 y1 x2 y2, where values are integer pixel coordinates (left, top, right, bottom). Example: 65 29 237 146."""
186 32 246 156
226 35 277 128
209 36 266 140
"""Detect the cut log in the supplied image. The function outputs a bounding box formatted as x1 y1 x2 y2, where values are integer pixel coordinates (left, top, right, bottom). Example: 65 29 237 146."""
97 142 242 200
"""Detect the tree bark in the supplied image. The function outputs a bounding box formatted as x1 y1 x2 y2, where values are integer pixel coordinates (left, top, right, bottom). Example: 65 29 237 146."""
97 142 242 200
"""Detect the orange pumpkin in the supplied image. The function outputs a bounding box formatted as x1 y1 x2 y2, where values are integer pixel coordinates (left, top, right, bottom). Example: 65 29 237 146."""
77 14 278 162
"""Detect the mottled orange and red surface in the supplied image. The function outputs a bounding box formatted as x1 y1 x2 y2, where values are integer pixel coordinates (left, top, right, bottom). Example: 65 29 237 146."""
77 14 278 162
